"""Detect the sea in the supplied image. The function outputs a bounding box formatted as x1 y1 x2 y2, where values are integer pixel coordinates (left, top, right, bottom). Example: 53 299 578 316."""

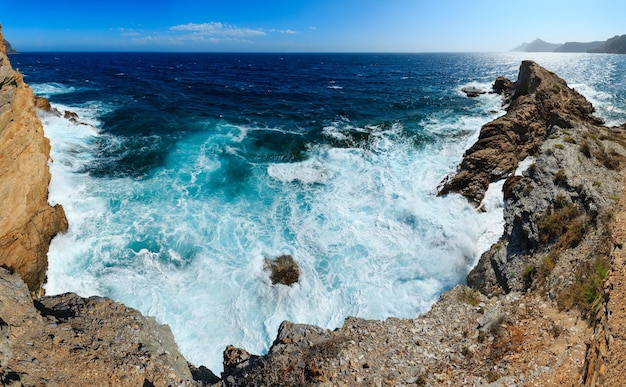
11 52 626 371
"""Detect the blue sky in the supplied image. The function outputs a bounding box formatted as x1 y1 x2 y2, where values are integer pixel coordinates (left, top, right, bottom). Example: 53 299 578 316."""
1 0 624 52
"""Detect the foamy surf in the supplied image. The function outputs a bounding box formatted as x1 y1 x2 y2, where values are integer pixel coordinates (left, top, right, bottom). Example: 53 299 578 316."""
43 98 506 371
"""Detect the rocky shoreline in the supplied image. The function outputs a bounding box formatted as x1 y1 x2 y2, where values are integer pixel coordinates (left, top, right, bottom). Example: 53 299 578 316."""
2 24 626 385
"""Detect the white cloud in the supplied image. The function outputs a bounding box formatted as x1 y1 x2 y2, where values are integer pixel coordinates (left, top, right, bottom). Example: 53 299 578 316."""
270 29 298 35
170 22 265 38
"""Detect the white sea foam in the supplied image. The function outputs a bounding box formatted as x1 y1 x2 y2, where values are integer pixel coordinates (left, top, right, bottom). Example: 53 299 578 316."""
31 82 78 97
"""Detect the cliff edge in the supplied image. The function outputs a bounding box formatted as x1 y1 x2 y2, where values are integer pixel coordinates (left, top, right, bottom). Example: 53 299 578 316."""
0 25 67 294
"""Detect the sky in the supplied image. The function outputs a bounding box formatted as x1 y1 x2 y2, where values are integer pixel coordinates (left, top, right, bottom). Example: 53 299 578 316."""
1 0 625 52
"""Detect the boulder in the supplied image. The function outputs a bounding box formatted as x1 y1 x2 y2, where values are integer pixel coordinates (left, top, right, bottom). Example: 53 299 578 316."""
264 255 300 285
461 86 486 97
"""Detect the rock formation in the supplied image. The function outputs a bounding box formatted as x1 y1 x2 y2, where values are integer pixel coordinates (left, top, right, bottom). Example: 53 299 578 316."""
0 27 217 386
0 25 68 294
438 60 602 206
0 267 204 385
264 254 300 286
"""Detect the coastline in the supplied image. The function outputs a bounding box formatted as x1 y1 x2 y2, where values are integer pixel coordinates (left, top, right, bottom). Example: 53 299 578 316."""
2 27 626 386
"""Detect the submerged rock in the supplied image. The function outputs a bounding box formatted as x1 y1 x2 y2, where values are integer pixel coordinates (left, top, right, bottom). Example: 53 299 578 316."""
264 255 300 286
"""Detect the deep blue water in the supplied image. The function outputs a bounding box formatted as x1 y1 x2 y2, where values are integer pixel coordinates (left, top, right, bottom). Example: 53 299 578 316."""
11 52 626 371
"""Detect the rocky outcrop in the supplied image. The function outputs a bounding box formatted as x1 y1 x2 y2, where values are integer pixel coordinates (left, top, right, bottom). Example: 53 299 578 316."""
0 267 200 385
217 287 590 386
0 25 68 294
0 28 218 386
264 254 300 286
467 117 625 297
438 60 602 206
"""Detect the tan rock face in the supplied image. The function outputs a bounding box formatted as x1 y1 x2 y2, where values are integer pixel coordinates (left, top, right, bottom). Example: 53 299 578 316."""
438 60 601 206
0 26 68 294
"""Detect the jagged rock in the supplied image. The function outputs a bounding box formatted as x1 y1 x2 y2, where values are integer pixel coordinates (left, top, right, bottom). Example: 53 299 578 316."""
466 70 626 297
219 287 592 386
438 60 602 206
0 26 68 294
0 267 200 385
264 255 300 285
492 75 512 95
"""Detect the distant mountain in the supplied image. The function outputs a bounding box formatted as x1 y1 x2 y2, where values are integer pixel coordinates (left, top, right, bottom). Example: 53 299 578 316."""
588 34 626 54
555 41 603 52
3 39 16 54
512 35 626 54
512 39 561 52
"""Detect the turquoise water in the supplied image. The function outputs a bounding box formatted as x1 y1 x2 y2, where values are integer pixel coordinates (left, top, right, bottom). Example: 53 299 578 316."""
12 52 626 371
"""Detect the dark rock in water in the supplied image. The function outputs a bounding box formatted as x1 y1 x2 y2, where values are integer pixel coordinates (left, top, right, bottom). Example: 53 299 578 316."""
461 86 486 97
264 255 300 285
64 110 79 123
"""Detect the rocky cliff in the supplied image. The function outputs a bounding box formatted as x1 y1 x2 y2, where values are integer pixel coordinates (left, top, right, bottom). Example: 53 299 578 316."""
1 23 625 385
0 27 219 386
438 60 602 206
0 25 68 294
